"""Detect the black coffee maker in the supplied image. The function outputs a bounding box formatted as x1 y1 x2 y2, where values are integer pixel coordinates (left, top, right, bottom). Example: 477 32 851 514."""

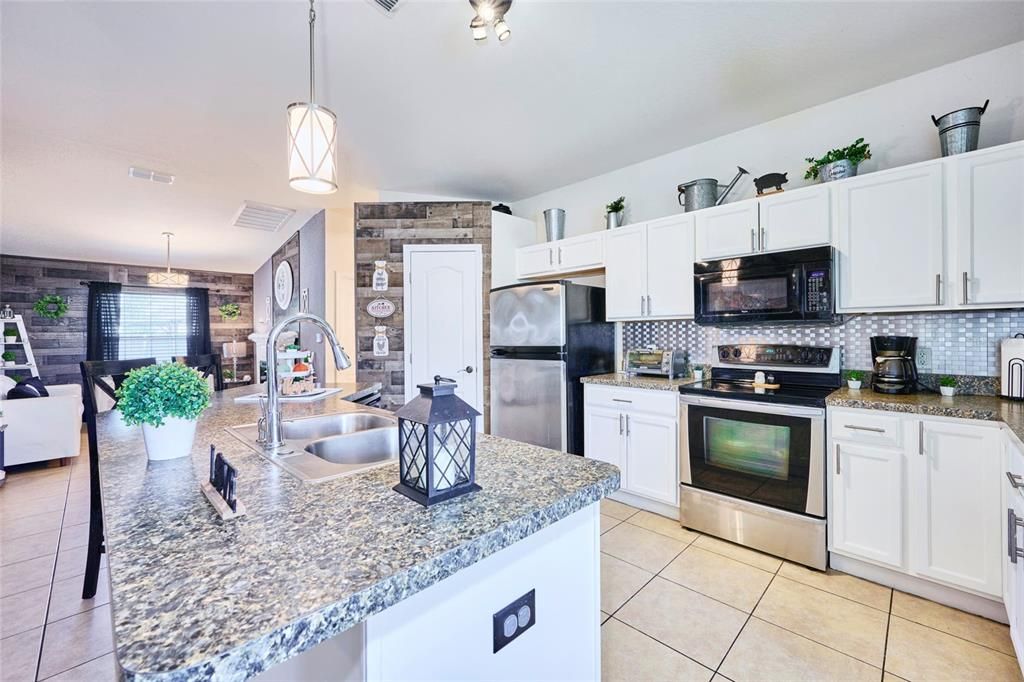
871 336 919 394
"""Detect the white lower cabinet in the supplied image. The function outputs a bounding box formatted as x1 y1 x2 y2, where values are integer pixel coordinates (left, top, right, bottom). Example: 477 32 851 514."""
584 385 678 506
830 440 903 568
1003 439 1024 664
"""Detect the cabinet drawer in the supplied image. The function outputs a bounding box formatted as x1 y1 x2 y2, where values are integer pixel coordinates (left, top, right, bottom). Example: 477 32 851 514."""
831 409 902 448
584 384 678 418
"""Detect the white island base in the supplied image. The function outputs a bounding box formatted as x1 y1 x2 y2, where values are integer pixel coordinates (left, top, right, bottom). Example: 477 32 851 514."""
255 503 601 681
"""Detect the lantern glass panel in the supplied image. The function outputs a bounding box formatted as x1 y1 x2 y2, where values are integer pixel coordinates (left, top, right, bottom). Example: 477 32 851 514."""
431 419 473 491
399 419 429 493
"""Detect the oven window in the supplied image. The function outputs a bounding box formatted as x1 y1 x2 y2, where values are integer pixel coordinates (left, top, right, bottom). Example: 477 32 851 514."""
706 277 790 312
704 417 791 480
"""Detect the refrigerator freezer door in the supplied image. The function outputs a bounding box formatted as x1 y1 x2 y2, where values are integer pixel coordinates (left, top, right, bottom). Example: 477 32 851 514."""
490 283 566 348
490 357 567 452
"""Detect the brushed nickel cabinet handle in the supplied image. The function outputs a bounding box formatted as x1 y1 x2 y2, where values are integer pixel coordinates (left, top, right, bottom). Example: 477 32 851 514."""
919 421 925 456
935 274 941 305
1008 471 1024 489
558 247 563 265
647 295 652 315
835 443 841 475
963 271 969 305
619 413 624 435
844 424 886 434
640 296 646 316
1009 508 1024 563
612 398 633 403
625 414 631 437
751 229 756 252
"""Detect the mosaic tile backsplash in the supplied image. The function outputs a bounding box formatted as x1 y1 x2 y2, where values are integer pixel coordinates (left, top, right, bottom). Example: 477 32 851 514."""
623 309 1024 377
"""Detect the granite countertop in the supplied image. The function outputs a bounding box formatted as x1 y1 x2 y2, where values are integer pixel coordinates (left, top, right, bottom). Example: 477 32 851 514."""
96 384 619 681
581 372 699 392
827 387 1024 449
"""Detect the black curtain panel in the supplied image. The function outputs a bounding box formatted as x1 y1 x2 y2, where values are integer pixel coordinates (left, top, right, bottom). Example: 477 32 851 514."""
86 282 122 361
184 287 212 357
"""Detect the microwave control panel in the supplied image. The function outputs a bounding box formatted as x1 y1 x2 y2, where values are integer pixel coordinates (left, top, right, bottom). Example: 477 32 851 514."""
804 268 831 313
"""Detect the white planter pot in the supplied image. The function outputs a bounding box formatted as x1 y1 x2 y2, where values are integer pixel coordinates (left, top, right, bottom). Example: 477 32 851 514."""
142 416 197 461
847 380 862 390
939 386 956 397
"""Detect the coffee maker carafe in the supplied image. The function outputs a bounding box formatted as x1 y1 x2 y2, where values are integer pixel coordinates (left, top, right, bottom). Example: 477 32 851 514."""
871 336 919 394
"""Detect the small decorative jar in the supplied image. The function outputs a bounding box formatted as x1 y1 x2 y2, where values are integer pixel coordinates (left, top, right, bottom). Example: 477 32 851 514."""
373 326 390 357
372 261 389 292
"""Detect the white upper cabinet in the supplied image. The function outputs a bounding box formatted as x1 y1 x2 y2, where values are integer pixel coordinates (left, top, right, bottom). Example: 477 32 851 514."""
515 232 605 280
757 184 831 253
645 214 695 320
516 243 556 278
694 201 760 260
604 224 647 320
954 143 1024 307
837 162 946 311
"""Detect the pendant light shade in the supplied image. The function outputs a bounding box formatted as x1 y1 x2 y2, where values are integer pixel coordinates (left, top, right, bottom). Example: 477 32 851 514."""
287 0 338 195
148 232 189 288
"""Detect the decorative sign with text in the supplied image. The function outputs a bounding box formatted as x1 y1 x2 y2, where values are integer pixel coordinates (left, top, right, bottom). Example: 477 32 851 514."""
366 298 396 320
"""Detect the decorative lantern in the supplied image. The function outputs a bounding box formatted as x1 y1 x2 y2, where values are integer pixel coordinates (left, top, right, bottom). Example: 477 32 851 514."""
394 376 481 506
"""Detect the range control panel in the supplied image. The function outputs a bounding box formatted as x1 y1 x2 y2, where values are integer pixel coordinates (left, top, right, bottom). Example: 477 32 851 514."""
717 344 834 367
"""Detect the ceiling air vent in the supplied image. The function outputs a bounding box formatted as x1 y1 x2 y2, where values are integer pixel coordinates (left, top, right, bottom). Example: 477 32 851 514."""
128 167 175 185
367 0 401 14
232 201 296 233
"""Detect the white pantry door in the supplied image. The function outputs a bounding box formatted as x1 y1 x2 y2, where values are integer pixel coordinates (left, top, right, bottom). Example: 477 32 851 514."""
404 246 484 425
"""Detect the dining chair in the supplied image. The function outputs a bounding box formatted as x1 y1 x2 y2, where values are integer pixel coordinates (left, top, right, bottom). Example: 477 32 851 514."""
173 353 225 392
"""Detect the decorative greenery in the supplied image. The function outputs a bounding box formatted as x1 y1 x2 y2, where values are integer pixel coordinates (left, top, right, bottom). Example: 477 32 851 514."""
939 375 957 388
223 368 235 380
3 328 17 338
1 351 14 362
218 302 241 320
32 295 69 320
846 369 865 382
605 196 626 214
8 374 25 383
804 138 872 180
116 363 211 428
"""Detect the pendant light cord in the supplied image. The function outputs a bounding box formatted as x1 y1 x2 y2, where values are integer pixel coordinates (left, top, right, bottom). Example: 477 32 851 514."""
165 233 172 273
308 0 316 103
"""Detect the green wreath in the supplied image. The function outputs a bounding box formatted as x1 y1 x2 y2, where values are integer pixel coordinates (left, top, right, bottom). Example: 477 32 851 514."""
218 302 241 320
33 295 69 320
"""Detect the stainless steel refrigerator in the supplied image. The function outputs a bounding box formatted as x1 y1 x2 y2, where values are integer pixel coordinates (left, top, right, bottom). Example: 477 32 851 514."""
489 281 615 455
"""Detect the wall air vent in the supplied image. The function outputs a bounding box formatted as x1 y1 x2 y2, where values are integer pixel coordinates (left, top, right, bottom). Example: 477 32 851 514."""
232 201 296 233
128 167 175 184
366 0 401 14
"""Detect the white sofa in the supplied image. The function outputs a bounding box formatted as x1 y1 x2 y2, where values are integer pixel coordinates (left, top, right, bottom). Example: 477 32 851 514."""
1 384 83 467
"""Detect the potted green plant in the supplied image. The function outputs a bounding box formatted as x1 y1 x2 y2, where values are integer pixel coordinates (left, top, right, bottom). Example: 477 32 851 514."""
939 375 957 397
116 363 211 461
218 302 241 321
1 351 15 367
805 138 871 183
3 328 17 341
846 369 865 390
605 196 626 229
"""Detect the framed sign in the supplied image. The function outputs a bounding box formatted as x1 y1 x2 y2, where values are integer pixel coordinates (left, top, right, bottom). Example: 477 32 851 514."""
366 298 396 319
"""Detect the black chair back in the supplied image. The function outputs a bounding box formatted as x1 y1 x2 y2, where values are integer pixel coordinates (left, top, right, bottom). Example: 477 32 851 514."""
173 353 224 391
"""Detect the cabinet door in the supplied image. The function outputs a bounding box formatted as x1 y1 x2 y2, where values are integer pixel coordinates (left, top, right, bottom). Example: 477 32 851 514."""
830 440 903 568
645 214 695 319
584 406 625 473
604 224 647 320
625 411 678 505
955 144 1024 306
1009 482 1024 664
694 200 760 260
556 233 605 273
516 244 555 278
758 185 831 253
836 162 945 311
910 420 1002 597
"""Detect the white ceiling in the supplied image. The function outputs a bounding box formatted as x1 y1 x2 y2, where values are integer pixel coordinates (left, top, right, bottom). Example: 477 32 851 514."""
2 1 1023 273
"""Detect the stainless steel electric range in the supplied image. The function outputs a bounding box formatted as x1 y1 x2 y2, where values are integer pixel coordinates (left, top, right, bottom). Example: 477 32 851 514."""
677 343 841 570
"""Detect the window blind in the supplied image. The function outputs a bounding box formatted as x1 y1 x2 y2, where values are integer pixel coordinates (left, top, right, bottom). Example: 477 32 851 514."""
118 289 189 362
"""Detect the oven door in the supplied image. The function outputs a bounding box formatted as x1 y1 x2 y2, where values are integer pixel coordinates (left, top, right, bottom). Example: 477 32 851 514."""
694 265 801 324
679 396 825 517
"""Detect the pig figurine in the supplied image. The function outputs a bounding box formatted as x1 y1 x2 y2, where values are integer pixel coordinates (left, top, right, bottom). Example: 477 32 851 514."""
754 172 789 195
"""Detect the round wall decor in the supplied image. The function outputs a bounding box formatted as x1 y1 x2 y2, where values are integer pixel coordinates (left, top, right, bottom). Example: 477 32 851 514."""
33 295 69 320
274 262 294 310
366 298 396 319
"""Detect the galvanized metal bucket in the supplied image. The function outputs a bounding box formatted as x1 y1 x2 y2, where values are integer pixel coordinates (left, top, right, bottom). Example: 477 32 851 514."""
606 210 624 230
543 208 566 241
818 159 857 183
932 99 988 156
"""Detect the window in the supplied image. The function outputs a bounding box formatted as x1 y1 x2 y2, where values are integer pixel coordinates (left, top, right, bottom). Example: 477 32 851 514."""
117 289 189 362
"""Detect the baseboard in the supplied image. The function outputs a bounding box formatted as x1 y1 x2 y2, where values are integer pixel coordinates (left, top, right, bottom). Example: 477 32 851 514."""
607 490 679 520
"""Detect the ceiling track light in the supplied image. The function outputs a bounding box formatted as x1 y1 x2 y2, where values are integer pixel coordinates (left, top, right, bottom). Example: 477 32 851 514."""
468 0 512 43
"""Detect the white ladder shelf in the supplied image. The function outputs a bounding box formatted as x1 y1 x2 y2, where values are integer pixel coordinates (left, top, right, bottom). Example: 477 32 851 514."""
1 315 39 378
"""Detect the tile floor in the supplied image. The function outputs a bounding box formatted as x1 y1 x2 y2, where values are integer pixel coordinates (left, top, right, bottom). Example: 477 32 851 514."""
2 442 1021 681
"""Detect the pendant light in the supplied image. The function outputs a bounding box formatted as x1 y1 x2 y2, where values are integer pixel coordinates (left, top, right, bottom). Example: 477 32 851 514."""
148 232 189 288
287 0 338 194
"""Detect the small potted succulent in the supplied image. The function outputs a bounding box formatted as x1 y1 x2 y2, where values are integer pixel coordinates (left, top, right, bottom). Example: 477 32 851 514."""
805 138 871 183
1 351 15 367
846 369 864 390
116 363 211 461
3 328 17 341
605 196 626 229
939 376 957 397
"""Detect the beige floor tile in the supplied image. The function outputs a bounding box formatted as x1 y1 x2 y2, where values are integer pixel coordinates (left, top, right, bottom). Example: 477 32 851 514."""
601 610 610 624
602 618 713 682
57 523 90 552
882 673 908 682
36 604 114 679
886 615 1023 681
779 561 892 612
719 617 880 682
753 576 887 668
692 534 783 573
0 529 59 567
47 569 110 623
600 514 622 535
661 546 774 612
891 590 1014 656
616 576 747 670
41 652 117 682
601 522 687 573
53 546 105 583
0 481 69 504
0 495 67 521
601 553 653 614
0 554 55 598
0 510 64 542
61 504 90 527
66 477 90 494
627 510 700 544
600 499 638 521
0 585 49 638
0 626 43 682
1 470 68 490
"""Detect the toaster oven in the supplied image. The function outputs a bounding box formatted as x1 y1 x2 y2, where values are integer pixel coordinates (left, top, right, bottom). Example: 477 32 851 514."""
625 348 689 379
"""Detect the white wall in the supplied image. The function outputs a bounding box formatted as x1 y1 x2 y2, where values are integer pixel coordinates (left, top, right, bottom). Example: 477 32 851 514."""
511 42 1024 240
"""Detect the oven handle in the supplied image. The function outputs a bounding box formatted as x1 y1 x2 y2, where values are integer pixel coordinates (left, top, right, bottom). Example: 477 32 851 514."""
680 394 825 419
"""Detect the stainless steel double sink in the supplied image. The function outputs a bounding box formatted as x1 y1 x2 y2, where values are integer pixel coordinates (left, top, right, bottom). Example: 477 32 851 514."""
228 411 399 482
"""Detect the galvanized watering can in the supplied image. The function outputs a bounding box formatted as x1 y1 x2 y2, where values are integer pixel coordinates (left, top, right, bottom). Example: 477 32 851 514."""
677 166 749 212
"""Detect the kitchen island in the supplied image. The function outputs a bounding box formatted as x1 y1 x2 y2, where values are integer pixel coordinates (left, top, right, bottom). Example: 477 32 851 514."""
96 384 619 681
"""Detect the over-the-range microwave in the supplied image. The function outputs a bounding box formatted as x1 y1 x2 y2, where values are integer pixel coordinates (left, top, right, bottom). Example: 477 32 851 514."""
693 246 836 325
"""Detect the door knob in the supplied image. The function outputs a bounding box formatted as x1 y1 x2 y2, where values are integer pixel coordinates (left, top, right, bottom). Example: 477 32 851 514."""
459 366 474 374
